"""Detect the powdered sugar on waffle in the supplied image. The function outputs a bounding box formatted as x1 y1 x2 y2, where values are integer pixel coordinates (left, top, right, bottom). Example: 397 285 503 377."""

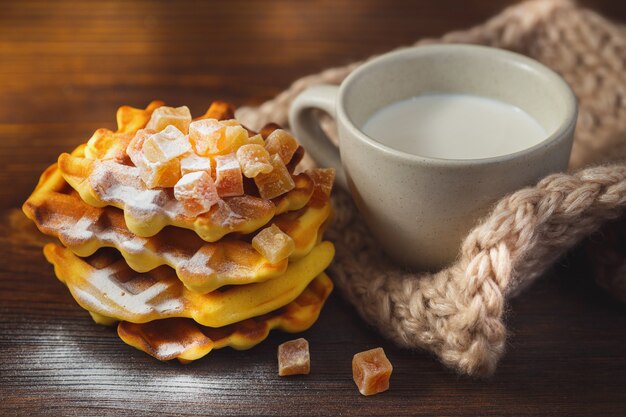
90 160 170 219
89 261 185 318
88 159 272 231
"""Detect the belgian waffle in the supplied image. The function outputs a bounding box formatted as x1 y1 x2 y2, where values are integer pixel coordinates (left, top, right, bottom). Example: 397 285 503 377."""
44 242 334 327
24 163 331 293
24 100 337 363
117 273 332 363
57 105 313 241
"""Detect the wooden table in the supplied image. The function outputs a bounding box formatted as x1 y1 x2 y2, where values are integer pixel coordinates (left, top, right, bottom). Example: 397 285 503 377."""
1 1 625 416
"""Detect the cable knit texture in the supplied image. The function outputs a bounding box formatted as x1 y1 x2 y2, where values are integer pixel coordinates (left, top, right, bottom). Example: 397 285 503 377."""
237 0 626 377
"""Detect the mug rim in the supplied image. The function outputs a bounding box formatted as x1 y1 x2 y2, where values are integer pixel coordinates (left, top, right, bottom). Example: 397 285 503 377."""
337 44 578 167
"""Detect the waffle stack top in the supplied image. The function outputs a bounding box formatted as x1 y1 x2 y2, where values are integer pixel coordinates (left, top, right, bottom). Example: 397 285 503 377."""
23 100 336 363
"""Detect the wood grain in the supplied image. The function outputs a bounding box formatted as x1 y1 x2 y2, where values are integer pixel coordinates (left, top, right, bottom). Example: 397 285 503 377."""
1 1 625 416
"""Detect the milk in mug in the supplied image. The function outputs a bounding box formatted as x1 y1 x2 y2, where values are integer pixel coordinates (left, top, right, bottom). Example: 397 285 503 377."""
362 94 546 160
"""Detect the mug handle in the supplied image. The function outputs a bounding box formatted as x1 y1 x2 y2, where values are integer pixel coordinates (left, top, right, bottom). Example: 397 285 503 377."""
288 84 348 189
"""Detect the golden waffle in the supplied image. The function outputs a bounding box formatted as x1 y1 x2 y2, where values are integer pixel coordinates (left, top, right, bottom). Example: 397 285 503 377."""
117 273 333 363
23 100 336 365
273 186 332 259
23 165 283 293
43 241 335 327
59 147 314 242
59 149 268 241
57 102 314 242
23 162 331 293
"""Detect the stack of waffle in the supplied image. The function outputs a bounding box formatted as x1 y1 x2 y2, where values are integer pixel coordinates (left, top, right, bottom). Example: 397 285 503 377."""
23 101 335 363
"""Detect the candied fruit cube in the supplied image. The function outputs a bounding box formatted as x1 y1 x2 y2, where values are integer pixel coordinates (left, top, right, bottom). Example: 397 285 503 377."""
127 129 183 188
220 119 240 127
236 144 273 178
180 153 212 175
174 171 219 216
254 154 296 199
352 347 392 396
127 129 154 168
189 118 249 156
189 119 223 155
306 168 335 197
277 338 310 376
142 125 191 163
139 158 182 189
224 124 249 151
215 153 244 197
247 134 265 146
265 129 299 164
252 224 295 263
145 105 192 134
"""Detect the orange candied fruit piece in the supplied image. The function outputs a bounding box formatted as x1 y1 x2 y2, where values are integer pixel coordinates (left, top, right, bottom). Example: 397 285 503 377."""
254 154 295 199
126 126 190 189
221 122 249 152
352 347 393 396
236 144 273 178
145 105 192 134
173 171 220 216
139 158 181 189
305 168 335 197
215 153 244 197
188 118 248 156
265 129 299 164
278 338 310 376
252 224 295 263
247 133 265 146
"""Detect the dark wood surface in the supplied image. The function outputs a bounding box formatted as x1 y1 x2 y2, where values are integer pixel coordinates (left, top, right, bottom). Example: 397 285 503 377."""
1 1 625 416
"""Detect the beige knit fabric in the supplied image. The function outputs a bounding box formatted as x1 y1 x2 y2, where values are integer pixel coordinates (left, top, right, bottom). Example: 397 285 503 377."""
238 0 626 377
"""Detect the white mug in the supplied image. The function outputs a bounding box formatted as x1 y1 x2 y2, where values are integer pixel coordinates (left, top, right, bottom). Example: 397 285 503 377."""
289 44 577 270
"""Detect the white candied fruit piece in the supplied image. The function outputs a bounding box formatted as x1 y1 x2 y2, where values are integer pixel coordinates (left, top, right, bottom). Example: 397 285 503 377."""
252 224 295 263
142 125 191 163
174 171 219 216
127 129 153 168
236 144 273 178
215 153 244 197
145 105 192 134
127 128 182 189
180 153 212 175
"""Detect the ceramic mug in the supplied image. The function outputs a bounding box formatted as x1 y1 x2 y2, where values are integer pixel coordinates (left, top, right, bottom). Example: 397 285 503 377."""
289 44 577 270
